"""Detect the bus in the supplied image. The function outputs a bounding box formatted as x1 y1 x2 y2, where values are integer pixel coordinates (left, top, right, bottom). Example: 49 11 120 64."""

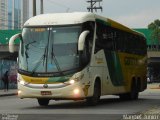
9 12 147 106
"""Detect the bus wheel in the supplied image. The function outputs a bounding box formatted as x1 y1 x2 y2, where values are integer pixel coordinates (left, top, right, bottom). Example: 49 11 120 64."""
119 93 128 100
86 80 101 105
119 81 139 100
37 99 50 106
130 81 139 100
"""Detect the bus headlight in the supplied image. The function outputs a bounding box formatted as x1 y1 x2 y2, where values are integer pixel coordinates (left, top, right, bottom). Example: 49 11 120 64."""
20 80 25 85
69 79 76 84
17 74 29 86
65 79 78 85
64 73 84 85
19 80 28 86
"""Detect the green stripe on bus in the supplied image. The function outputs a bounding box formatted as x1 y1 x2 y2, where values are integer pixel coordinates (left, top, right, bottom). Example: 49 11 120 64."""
104 51 124 86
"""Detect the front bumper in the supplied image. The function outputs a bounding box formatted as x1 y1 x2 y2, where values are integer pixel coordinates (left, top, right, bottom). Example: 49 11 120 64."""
18 82 86 100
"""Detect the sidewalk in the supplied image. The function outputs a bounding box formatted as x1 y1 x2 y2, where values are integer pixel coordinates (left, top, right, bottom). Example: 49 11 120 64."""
139 83 160 117
0 89 17 97
147 83 160 89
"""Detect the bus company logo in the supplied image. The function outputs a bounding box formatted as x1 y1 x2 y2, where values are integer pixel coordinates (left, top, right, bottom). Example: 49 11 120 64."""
43 84 48 88
124 57 138 66
95 57 104 64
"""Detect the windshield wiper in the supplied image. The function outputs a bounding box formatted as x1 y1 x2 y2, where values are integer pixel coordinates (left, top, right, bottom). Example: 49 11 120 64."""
51 44 64 76
25 41 37 70
31 46 47 74
31 27 51 75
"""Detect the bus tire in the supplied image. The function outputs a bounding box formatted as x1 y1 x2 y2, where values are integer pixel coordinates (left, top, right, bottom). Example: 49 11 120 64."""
37 98 50 106
86 80 101 106
119 93 129 100
119 80 139 100
129 80 139 100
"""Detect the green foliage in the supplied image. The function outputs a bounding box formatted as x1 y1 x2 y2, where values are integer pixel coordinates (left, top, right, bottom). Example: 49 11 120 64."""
148 19 160 43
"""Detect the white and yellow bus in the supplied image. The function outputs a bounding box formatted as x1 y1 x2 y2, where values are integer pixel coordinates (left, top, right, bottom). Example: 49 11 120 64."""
9 12 147 106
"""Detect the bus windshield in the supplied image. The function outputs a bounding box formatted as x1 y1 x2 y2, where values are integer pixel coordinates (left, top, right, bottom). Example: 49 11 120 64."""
19 26 81 76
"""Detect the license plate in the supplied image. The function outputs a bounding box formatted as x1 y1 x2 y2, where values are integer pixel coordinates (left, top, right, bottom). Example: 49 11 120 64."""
41 91 52 96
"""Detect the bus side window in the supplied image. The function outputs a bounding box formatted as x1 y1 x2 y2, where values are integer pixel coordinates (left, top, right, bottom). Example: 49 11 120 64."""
95 22 102 53
95 21 107 53
95 22 116 53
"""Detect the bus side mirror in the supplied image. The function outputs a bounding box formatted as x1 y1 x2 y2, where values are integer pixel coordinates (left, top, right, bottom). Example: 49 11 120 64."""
17 57 19 63
9 33 21 53
78 31 90 51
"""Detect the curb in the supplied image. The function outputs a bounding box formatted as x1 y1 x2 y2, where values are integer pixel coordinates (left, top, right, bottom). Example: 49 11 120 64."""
0 92 17 97
0 88 18 97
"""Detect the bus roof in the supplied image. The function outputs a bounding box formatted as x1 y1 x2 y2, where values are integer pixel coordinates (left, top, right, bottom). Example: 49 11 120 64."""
24 12 95 26
24 12 144 37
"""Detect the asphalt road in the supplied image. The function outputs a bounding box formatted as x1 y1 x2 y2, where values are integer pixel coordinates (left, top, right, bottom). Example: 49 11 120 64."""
0 88 160 120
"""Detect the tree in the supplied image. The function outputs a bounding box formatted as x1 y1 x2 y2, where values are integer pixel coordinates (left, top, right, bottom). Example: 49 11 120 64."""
148 19 160 49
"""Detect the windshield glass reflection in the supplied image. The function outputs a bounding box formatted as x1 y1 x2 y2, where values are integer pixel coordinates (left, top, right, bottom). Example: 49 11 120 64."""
19 26 81 76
